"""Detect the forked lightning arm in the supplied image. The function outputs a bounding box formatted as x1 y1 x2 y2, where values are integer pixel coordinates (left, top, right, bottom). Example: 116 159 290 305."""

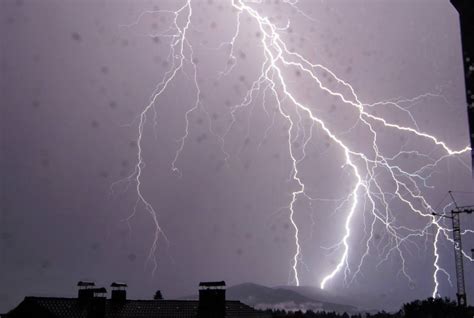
119 0 473 298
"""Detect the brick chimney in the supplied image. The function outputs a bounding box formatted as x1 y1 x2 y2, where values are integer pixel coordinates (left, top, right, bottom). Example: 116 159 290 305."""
88 287 106 318
198 281 226 318
110 282 127 302
77 281 95 303
77 282 106 318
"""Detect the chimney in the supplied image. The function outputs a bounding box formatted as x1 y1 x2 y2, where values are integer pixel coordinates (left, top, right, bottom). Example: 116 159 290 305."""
88 287 107 318
77 281 95 303
198 281 226 318
110 282 127 302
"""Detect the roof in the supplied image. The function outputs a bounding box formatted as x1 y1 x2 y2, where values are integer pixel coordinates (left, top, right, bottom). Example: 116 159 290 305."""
6 297 270 318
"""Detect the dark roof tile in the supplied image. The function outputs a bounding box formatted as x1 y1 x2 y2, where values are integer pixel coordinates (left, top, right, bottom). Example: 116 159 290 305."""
7 297 270 318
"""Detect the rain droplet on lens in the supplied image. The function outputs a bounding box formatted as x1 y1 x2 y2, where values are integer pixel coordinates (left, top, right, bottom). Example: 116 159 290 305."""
99 170 109 178
71 32 82 42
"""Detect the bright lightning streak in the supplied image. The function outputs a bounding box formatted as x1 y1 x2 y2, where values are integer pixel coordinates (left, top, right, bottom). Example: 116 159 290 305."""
119 0 193 274
123 0 473 298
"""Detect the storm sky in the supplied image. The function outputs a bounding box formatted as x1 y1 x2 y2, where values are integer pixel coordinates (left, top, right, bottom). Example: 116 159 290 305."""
1 0 473 313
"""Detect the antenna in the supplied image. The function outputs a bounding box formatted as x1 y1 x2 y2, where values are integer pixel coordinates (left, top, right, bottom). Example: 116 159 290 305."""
433 191 473 306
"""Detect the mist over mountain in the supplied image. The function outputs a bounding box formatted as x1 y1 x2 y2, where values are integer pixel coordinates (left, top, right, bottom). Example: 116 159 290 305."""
227 283 360 313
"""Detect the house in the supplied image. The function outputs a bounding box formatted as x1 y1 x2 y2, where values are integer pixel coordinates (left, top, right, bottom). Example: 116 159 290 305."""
5 281 270 318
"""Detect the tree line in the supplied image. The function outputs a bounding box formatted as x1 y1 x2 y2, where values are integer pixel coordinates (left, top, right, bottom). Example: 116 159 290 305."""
259 297 474 318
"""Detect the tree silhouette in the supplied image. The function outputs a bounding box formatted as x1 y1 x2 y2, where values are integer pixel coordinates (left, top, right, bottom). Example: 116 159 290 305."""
153 290 163 300
402 297 473 318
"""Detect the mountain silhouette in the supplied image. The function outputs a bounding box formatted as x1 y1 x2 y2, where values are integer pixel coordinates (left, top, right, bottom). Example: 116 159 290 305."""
181 282 361 313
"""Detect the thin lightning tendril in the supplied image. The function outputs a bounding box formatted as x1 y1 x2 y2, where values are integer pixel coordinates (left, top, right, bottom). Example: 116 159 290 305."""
123 0 472 297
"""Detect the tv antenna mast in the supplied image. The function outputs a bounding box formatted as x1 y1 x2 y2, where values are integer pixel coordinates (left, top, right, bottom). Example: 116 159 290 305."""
432 191 473 306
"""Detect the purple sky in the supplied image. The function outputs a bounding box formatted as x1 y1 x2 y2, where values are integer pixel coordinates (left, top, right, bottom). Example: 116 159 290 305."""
1 0 473 313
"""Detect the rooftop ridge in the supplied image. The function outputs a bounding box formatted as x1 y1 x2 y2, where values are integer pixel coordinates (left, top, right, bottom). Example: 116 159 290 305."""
24 296 245 304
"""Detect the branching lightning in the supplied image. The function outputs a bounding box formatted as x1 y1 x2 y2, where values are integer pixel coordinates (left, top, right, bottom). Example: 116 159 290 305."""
122 0 473 299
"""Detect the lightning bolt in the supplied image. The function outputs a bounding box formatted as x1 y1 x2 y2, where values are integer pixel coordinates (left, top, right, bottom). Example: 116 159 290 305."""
122 0 473 298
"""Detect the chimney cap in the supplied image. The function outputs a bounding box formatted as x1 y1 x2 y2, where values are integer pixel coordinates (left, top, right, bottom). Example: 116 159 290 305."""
77 281 95 287
199 281 226 289
111 282 128 288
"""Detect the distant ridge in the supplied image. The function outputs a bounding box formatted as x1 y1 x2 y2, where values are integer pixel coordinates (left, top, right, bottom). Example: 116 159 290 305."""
275 285 358 308
182 282 361 314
